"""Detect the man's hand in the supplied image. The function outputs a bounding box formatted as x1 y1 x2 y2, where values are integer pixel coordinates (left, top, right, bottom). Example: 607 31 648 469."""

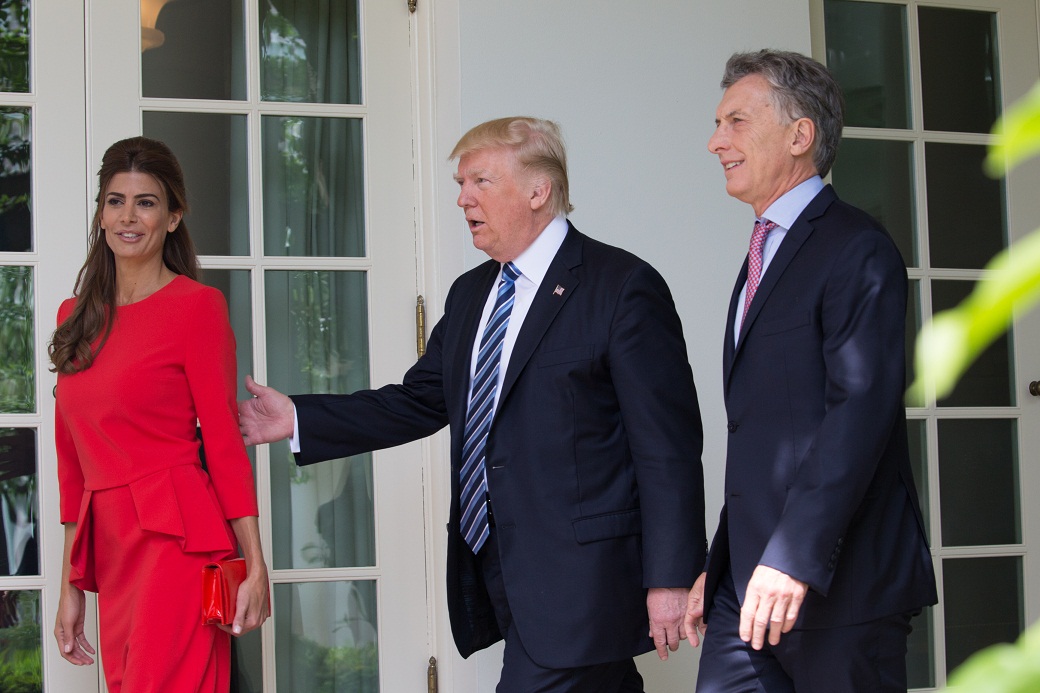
739 565 807 650
683 572 707 648
647 586 690 660
239 376 295 446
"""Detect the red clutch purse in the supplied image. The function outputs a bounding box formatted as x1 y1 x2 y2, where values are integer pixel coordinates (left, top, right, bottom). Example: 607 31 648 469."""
201 558 247 626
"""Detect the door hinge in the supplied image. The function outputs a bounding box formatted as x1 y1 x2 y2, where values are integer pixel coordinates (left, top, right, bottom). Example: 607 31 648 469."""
416 295 427 358
408 0 417 13
427 656 438 692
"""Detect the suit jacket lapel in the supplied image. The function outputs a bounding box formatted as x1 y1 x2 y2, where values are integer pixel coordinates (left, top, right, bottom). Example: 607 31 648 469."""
499 223 583 404
449 261 500 458
725 186 838 388
722 258 747 386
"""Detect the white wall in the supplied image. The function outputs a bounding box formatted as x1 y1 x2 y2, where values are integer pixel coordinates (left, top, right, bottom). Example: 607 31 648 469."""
435 1 816 689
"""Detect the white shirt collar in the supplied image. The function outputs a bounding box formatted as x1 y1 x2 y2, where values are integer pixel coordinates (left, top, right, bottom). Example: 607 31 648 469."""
509 215 568 287
760 175 824 229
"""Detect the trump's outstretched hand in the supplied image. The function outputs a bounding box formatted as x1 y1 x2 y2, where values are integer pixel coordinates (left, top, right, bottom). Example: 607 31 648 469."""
239 375 295 446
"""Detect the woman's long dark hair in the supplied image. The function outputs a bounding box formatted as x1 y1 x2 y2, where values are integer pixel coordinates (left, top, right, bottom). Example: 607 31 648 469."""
49 136 199 375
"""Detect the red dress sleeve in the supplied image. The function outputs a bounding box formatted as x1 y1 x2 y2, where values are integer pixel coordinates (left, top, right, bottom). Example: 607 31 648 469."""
184 287 259 519
54 299 86 524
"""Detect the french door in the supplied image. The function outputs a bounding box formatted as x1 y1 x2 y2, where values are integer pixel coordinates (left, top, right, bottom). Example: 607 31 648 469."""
4 1 432 690
815 0 1040 688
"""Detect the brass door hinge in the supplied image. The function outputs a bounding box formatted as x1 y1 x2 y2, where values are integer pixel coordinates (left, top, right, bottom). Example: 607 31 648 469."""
427 656 438 692
416 295 427 358
408 0 417 12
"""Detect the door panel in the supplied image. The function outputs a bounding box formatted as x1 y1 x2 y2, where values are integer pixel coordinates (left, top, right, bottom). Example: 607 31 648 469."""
82 1 428 690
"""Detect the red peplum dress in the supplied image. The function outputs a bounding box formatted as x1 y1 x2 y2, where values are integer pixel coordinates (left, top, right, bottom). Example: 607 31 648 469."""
55 275 259 693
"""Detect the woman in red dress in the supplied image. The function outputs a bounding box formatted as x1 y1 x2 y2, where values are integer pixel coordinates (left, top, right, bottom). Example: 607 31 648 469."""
49 136 269 692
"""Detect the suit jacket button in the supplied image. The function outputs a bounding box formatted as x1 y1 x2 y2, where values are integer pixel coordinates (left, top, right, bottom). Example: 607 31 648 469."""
727 421 738 432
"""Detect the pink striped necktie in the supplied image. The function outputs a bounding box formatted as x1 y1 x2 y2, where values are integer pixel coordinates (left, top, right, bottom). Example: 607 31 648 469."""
741 219 777 329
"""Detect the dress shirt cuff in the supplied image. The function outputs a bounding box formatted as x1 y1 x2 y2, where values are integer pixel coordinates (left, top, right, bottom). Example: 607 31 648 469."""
290 405 301 453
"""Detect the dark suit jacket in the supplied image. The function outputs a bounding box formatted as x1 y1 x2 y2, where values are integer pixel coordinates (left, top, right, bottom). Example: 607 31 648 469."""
705 185 937 629
292 223 706 667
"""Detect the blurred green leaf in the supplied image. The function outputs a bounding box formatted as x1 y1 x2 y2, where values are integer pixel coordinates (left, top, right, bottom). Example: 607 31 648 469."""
986 81 1040 177
945 620 1040 692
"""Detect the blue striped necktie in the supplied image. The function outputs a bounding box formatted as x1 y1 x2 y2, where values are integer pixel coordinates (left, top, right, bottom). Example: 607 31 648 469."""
460 261 521 553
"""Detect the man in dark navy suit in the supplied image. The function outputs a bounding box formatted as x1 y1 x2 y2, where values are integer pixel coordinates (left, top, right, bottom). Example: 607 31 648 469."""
684 51 937 692
240 116 706 692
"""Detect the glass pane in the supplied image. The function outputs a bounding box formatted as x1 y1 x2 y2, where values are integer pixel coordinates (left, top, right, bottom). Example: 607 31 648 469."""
824 0 909 129
906 606 935 690
938 419 1019 546
925 143 1005 270
231 628 263 693
832 138 915 266
0 266 33 413
260 0 361 104
266 270 373 569
0 108 31 252
200 269 253 398
906 418 929 542
932 280 1013 407
0 590 41 688
0 428 36 576
0 1 29 93
141 0 246 100
144 112 250 256
943 556 1023 673
906 279 920 390
199 269 256 477
262 116 365 257
275 581 378 691
918 7 999 134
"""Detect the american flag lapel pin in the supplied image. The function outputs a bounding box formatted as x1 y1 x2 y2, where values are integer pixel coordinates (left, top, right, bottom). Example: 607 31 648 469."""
553 285 565 296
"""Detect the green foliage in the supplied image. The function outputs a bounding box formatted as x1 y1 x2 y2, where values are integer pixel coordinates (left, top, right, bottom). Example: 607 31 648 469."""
985 81 1040 177
0 0 28 94
0 646 42 693
0 591 41 693
286 637 378 692
0 266 33 413
946 620 1040 692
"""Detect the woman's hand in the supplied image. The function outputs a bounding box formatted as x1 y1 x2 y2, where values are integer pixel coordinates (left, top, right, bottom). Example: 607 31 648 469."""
225 515 271 636
55 583 95 665
222 563 270 636
55 522 95 665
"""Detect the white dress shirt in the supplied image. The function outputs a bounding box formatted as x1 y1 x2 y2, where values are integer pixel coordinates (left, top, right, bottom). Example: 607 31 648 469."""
733 176 824 345
470 214 568 408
